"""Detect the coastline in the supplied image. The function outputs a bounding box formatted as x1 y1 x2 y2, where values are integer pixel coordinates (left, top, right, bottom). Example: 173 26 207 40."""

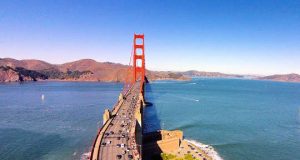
0 78 191 83
2 75 300 84
163 138 223 160
143 130 221 160
185 139 223 160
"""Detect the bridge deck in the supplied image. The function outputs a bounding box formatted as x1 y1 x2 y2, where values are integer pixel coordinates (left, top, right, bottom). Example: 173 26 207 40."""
91 82 141 160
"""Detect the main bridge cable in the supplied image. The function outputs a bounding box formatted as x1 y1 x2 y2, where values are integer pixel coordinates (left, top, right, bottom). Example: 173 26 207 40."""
123 34 145 94
122 36 135 94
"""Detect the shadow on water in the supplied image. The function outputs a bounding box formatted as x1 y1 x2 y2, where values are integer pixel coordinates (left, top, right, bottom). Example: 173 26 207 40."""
143 82 162 133
0 128 65 160
143 82 164 160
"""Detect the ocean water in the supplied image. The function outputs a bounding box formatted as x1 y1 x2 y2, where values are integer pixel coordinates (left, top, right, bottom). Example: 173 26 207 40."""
144 78 300 160
0 82 122 160
1 79 300 160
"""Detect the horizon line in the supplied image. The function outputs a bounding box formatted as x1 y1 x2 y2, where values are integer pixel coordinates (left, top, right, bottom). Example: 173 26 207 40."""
1 57 299 76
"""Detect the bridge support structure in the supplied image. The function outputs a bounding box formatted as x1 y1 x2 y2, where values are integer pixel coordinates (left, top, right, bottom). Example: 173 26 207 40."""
102 109 111 125
133 34 146 93
90 34 147 160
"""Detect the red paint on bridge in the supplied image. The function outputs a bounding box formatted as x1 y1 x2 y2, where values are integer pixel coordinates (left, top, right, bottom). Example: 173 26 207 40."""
124 34 146 94
133 34 145 93
90 34 146 160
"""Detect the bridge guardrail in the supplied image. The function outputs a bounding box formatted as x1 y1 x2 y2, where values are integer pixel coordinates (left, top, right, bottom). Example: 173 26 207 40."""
89 84 135 160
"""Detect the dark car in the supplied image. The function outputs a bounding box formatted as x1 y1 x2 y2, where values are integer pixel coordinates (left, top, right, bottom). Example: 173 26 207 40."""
116 155 122 159
128 155 133 159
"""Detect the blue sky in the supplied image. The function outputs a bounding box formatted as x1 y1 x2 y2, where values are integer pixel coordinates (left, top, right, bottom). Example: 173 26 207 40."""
0 0 299 75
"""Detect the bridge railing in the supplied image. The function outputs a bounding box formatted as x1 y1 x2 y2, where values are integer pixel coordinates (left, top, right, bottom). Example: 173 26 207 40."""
89 83 136 160
89 117 111 160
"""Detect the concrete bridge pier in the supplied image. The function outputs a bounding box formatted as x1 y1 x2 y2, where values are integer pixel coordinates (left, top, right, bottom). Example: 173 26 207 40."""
102 109 111 125
139 93 146 107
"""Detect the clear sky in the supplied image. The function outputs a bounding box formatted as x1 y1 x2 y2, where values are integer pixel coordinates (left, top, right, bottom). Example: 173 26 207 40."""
0 0 299 75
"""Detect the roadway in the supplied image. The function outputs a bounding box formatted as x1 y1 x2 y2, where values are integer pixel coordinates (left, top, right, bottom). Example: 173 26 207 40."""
98 82 141 160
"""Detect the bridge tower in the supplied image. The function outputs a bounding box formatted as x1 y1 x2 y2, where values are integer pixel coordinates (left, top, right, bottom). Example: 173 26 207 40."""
133 34 145 92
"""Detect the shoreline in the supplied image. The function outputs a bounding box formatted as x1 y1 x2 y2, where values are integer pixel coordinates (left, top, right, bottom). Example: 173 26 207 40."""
164 138 223 160
185 139 223 160
3 76 299 85
0 77 190 83
144 130 222 160
2 77 300 84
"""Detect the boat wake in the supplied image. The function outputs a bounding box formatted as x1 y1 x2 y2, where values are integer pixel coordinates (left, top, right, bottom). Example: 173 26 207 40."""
186 139 223 160
170 94 200 102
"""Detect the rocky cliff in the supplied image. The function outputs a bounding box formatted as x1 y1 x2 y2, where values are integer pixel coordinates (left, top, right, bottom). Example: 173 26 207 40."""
0 66 47 82
0 66 20 82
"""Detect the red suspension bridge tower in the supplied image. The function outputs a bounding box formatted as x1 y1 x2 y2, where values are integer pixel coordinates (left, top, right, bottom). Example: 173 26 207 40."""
124 34 146 94
133 34 145 83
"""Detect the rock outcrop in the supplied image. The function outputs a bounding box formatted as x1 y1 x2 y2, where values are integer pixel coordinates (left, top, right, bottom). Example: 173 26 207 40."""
0 66 20 82
0 66 48 82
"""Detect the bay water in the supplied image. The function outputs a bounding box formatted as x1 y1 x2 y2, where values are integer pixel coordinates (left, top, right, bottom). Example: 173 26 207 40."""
0 82 122 160
144 78 300 160
1 79 300 160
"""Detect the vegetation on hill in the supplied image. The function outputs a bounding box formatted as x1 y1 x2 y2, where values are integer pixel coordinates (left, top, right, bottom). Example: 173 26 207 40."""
0 66 47 81
182 70 244 78
3 58 299 83
0 58 190 82
14 67 48 81
161 153 199 160
0 65 93 82
38 68 93 79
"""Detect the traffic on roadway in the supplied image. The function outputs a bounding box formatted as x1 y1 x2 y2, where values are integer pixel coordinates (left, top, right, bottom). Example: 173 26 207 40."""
98 83 141 160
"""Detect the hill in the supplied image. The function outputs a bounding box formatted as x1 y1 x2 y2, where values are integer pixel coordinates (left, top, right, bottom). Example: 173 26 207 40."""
3 58 299 83
0 58 188 82
258 74 300 83
182 70 244 78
